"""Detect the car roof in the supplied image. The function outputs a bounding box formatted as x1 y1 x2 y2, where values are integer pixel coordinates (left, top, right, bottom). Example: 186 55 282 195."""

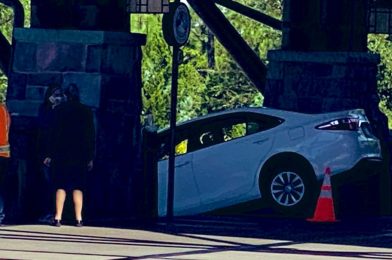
157 107 297 133
157 106 365 133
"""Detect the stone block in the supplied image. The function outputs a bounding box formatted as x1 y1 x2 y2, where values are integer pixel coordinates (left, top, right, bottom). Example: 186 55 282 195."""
27 73 63 86
76 5 99 30
86 45 103 73
13 43 37 72
63 73 102 108
283 62 306 79
301 63 333 78
325 79 344 98
298 97 322 113
296 78 328 97
322 98 360 112
102 46 138 74
346 65 378 80
105 99 137 115
7 73 27 99
103 32 146 46
9 118 37 160
266 62 283 80
7 100 41 117
332 65 347 78
26 85 47 100
268 50 379 64
36 43 86 72
14 28 103 44
14 28 146 46
101 75 134 100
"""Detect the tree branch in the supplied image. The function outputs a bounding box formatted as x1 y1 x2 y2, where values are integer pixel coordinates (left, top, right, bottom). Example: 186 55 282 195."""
187 0 267 93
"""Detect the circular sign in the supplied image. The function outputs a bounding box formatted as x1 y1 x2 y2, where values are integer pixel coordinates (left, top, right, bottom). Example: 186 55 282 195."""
163 2 191 46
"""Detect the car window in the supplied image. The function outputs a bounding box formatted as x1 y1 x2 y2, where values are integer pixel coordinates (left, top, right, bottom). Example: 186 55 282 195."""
246 113 283 132
157 111 284 156
247 121 261 135
194 117 267 149
198 129 223 148
223 123 246 141
158 134 190 160
175 139 188 155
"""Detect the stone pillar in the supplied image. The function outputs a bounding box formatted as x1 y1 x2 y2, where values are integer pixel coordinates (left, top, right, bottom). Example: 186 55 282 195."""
7 28 146 221
264 0 391 216
264 50 391 216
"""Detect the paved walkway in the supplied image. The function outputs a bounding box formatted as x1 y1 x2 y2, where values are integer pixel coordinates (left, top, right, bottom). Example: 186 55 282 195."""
1 217 392 259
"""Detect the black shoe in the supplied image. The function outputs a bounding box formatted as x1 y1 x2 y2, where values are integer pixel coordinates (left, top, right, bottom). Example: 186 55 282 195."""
75 220 83 227
52 219 61 227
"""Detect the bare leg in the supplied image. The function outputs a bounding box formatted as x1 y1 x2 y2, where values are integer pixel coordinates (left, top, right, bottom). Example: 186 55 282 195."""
73 189 83 221
54 189 66 220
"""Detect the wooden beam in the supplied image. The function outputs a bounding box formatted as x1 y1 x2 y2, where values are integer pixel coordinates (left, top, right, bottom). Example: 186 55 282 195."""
214 0 282 30
187 0 267 93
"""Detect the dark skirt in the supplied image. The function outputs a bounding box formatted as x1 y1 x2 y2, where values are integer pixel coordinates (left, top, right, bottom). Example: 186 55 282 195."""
52 161 87 191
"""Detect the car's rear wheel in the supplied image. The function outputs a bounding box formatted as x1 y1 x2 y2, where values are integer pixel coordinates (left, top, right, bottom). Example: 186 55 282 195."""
261 160 317 217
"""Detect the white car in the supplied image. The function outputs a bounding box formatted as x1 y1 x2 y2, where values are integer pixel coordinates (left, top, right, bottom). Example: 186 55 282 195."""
156 107 382 217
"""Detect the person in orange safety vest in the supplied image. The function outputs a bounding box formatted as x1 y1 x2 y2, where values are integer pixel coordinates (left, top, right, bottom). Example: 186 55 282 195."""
0 103 10 157
0 101 10 225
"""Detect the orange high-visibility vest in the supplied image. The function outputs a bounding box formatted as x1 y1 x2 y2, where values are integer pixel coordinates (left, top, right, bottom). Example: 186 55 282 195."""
0 103 10 158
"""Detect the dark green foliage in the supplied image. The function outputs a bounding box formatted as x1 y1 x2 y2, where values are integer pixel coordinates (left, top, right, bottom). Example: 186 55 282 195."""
368 34 392 128
137 0 282 128
1 1 392 128
0 0 30 99
368 34 392 108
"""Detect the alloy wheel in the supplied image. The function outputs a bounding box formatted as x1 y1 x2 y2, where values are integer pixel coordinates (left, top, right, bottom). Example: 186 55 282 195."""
270 171 305 207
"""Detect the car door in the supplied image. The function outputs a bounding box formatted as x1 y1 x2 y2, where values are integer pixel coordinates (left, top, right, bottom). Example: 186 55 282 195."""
157 130 201 217
192 113 276 210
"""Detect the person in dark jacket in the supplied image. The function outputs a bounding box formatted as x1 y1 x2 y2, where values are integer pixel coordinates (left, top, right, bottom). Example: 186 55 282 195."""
44 83 95 227
37 84 65 224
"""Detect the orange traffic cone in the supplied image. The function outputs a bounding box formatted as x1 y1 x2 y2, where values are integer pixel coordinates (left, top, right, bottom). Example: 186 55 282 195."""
307 167 337 222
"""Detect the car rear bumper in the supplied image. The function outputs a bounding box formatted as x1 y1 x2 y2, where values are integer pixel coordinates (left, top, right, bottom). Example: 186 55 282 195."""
330 157 387 217
332 157 383 184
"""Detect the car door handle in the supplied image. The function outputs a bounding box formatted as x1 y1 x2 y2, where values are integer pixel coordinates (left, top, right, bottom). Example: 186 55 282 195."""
176 161 190 168
253 138 268 145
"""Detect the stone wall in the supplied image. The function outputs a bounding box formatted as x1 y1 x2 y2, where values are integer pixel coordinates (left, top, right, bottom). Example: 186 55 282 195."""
7 28 146 221
264 50 380 113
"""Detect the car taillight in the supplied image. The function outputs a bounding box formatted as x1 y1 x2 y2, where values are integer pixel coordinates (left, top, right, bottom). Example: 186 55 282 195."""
316 118 360 131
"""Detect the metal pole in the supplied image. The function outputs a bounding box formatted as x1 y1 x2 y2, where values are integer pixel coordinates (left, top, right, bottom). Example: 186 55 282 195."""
167 45 179 221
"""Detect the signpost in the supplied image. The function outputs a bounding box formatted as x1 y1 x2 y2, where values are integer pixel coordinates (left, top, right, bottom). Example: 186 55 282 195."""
162 1 191 221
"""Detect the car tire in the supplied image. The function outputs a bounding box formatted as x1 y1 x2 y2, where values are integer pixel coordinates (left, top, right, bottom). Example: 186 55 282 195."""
261 160 318 217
